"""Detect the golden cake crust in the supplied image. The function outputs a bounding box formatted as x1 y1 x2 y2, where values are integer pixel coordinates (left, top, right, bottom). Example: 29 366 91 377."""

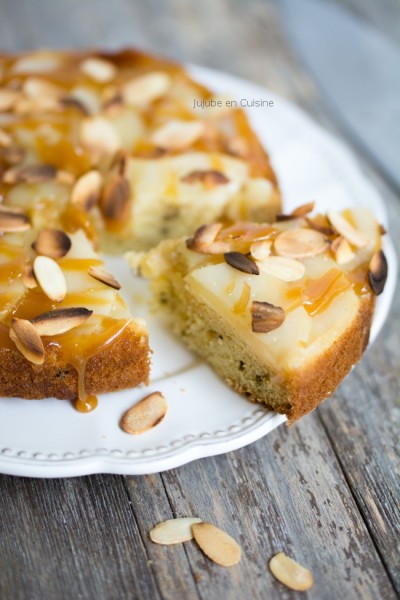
0 320 150 400
283 296 374 423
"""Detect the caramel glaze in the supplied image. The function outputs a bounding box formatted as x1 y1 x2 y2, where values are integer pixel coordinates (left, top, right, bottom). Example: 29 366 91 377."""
1 281 131 412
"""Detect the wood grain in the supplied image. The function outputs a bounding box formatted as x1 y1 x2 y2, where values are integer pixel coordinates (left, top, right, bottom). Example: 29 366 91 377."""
0 0 399 599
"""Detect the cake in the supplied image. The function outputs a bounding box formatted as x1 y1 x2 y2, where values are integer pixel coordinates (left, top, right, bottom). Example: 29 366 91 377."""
127 204 387 422
0 48 280 409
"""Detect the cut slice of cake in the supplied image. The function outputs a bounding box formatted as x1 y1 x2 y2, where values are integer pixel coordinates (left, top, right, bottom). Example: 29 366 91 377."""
0 219 150 412
127 205 387 423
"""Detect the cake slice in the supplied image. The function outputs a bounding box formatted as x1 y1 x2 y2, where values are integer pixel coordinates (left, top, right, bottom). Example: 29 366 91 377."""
0 220 149 412
127 205 387 422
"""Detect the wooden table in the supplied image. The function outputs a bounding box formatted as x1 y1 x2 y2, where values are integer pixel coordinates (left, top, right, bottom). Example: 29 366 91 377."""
0 1 399 598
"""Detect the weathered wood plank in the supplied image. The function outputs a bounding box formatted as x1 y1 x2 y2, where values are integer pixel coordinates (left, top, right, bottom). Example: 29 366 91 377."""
153 415 396 600
122 474 200 600
0 475 161 600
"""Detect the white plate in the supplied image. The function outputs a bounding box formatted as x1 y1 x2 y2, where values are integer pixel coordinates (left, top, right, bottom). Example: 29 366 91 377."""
0 65 397 478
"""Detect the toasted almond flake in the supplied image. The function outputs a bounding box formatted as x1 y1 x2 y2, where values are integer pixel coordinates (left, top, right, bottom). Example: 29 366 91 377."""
80 57 117 83
276 213 297 222
368 250 388 295
110 149 128 176
56 170 75 185
32 229 72 259
186 223 231 254
0 206 31 232
224 136 249 158
88 266 121 289
151 119 205 151
250 239 272 261
274 228 330 259
70 170 102 211
10 318 45 365
305 217 335 236
80 116 121 162
22 77 63 99
328 211 369 248
0 128 12 146
31 307 93 336
257 256 305 282
101 174 131 221
12 53 62 74
251 301 285 333
60 96 89 115
14 96 62 114
23 263 38 289
33 256 67 302
192 522 241 567
181 170 230 188
3 164 57 184
331 236 355 265
224 251 259 275
120 391 168 435
378 223 387 236
122 71 171 107
291 201 315 217
269 552 314 591
0 89 19 111
150 518 202 545
0 145 25 165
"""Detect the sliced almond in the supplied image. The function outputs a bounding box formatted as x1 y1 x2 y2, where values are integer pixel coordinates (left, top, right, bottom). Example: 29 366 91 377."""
250 239 272 261
80 57 117 83
88 266 121 290
181 170 230 188
151 120 205 151
14 96 62 114
305 217 335 236
368 250 388 296
0 206 31 232
0 89 19 111
32 229 71 259
22 77 63 99
274 228 329 259
150 518 202 545
31 307 93 336
122 71 171 107
224 251 259 275
10 318 45 365
328 211 369 248
224 136 249 158
3 164 57 184
101 174 131 221
291 201 315 218
80 116 121 162
251 301 285 333
331 236 355 265
257 256 305 282
33 256 67 302
186 223 230 254
0 128 12 147
0 145 26 166
120 391 168 435
60 96 89 115
23 264 38 289
70 170 102 211
269 552 314 591
56 170 75 185
192 522 241 567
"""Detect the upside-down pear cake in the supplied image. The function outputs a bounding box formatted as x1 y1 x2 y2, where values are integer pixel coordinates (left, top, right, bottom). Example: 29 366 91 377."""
127 204 388 422
0 49 280 410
